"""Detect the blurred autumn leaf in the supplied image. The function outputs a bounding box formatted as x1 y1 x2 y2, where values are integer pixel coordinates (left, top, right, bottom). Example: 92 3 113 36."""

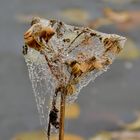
12 131 45 140
104 8 140 31
12 131 84 140
122 112 140 131
51 134 84 140
90 132 112 140
59 8 90 25
87 8 140 31
102 0 139 4
90 131 140 140
65 103 80 119
104 8 130 23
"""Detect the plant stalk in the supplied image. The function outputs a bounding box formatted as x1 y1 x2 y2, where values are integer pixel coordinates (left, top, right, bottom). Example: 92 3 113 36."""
59 90 66 140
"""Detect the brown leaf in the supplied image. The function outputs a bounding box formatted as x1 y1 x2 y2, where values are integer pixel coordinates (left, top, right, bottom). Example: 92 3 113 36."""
90 131 140 140
104 8 130 23
102 0 139 4
104 8 140 31
117 11 140 30
12 131 84 140
59 8 90 25
65 103 80 119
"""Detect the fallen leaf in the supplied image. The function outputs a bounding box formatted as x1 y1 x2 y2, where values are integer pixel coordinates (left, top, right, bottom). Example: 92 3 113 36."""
104 8 140 31
104 8 130 23
87 8 140 31
59 8 90 24
12 131 84 140
65 103 80 119
117 11 140 31
122 112 140 131
90 132 112 140
112 131 140 140
102 0 139 4
12 131 46 140
90 131 140 140
51 133 84 140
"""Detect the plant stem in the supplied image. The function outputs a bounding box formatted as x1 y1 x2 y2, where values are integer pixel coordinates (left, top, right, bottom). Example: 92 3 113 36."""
59 90 66 140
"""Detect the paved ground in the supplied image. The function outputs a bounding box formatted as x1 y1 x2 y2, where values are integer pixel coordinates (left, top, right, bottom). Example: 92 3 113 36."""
0 0 140 140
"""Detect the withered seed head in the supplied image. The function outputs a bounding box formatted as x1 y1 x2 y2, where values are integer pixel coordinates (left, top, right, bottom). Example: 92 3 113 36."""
24 22 55 51
93 60 103 70
71 63 83 77
31 17 41 26
103 38 109 46
43 27 55 42
104 58 112 65
66 84 76 95
24 17 126 98
90 32 96 36
103 37 121 54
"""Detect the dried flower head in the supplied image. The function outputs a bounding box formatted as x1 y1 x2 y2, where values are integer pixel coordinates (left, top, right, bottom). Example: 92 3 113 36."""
23 17 126 138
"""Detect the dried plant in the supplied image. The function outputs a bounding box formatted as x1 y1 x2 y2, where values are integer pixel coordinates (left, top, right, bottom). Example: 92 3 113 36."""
23 17 126 140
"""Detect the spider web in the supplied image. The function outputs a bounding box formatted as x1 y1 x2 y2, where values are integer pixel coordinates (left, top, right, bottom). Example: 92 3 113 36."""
23 18 126 137
24 48 57 134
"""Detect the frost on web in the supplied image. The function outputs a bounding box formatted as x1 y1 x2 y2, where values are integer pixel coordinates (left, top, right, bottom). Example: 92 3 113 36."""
23 17 126 135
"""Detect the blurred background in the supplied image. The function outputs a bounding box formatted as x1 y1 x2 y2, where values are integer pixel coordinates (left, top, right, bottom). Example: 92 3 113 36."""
0 0 140 140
